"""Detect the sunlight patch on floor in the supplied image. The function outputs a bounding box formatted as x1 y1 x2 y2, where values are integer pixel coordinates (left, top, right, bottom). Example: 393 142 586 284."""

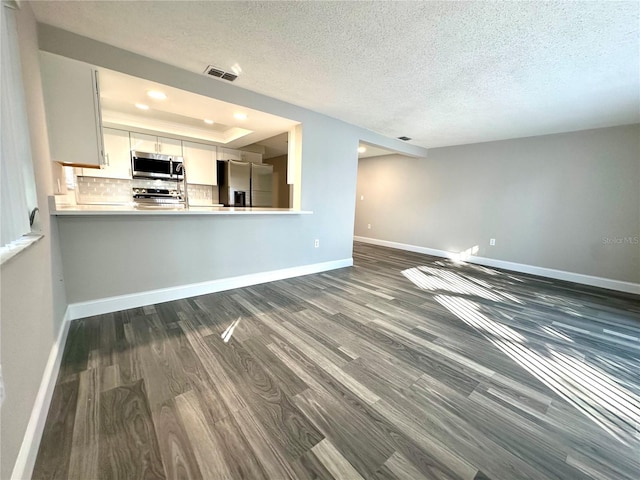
402 265 640 445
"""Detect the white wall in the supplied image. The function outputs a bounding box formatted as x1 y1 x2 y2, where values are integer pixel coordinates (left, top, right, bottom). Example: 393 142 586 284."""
355 125 640 285
0 4 67 479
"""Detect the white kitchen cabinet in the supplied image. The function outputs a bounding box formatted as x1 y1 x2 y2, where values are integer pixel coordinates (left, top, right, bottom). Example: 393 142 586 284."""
218 148 261 163
130 132 183 156
218 147 242 161
240 151 262 163
158 136 183 155
129 132 156 154
40 52 105 168
83 128 132 179
183 141 217 185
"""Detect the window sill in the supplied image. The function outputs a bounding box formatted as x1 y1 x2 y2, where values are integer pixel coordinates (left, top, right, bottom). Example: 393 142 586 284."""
0 233 44 266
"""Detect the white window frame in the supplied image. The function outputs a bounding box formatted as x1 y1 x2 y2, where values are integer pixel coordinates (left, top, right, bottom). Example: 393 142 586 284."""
1 0 41 265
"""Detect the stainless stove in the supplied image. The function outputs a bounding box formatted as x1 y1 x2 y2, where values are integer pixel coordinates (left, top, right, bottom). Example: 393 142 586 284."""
132 188 185 206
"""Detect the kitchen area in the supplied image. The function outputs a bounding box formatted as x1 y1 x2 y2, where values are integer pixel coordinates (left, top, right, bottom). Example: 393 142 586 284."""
24 22 367 319
42 51 300 214
33 22 362 320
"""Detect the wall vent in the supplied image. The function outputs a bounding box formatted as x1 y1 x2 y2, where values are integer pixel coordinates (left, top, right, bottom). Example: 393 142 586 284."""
204 65 238 82
397 136 412 141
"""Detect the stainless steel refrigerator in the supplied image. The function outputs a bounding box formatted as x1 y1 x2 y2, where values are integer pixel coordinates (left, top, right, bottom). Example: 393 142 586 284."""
217 160 250 206
250 163 273 207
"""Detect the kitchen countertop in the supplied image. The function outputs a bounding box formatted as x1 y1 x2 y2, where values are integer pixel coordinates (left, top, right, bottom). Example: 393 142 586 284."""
51 202 312 216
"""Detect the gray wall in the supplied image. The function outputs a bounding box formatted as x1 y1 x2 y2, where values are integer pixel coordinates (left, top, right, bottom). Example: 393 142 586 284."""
0 4 68 478
58 114 357 303
355 125 640 284
37 25 427 304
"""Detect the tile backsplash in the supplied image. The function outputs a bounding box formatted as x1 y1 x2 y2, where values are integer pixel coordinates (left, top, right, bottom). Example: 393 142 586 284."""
76 176 132 204
188 183 218 206
76 176 218 205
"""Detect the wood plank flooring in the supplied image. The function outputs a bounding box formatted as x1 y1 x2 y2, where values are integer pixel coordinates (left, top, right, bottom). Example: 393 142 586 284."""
33 242 640 479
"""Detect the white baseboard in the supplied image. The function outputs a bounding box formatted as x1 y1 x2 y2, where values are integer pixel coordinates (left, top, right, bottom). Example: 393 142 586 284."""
355 236 461 261
11 308 72 480
67 258 354 320
354 236 640 295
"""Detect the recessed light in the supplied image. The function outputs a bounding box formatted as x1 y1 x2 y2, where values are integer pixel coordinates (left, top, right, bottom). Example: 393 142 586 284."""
234 113 248 120
135 103 149 110
358 146 367 153
204 119 214 125
147 90 166 100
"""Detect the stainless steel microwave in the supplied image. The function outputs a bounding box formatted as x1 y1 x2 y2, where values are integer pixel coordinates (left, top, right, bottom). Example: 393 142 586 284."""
131 151 184 179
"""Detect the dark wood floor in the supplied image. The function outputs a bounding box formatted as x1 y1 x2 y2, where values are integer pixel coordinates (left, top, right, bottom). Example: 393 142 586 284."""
33 242 640 480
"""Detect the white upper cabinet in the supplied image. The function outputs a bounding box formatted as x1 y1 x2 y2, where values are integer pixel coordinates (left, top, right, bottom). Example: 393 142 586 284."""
158 136 183 156
183 141 217 185
240 151 263 163
84 128 132 179
40 52 105 167
129 132 156 154
130 132 183 156
218 147 242 161
218 148 262 163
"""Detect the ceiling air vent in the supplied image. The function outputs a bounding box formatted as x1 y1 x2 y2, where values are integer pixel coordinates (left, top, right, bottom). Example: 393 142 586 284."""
397 136 412 141
221 72 238 82
204 65 238 82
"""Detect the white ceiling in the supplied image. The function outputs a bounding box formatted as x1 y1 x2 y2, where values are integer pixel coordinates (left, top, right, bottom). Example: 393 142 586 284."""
30 1 640 149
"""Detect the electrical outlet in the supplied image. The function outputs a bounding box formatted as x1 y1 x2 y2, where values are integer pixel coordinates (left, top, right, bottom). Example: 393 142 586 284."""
367 224 371 230
314 239 319 248
490 238 496 246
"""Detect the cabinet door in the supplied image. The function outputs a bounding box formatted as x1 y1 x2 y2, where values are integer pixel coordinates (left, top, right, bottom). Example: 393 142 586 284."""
183 142 216 185
40 52 105 167
158 136 183 156
86 128 131 178
219 148 242 161
241 151 263 163
129 132 158 154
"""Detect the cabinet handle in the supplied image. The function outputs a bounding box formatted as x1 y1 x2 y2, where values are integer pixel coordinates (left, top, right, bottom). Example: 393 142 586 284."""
105 153 110 166
57 178 61 193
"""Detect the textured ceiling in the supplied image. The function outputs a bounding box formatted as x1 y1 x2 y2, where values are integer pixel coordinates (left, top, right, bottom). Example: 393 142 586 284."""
30 1 639 148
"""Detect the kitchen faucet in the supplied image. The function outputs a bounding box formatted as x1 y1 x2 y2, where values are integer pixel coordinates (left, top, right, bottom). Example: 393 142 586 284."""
175 163 188 206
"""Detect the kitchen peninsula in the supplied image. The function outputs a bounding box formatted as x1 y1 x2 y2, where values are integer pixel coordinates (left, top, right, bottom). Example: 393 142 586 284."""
54 199 329 323
51 200 311 215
